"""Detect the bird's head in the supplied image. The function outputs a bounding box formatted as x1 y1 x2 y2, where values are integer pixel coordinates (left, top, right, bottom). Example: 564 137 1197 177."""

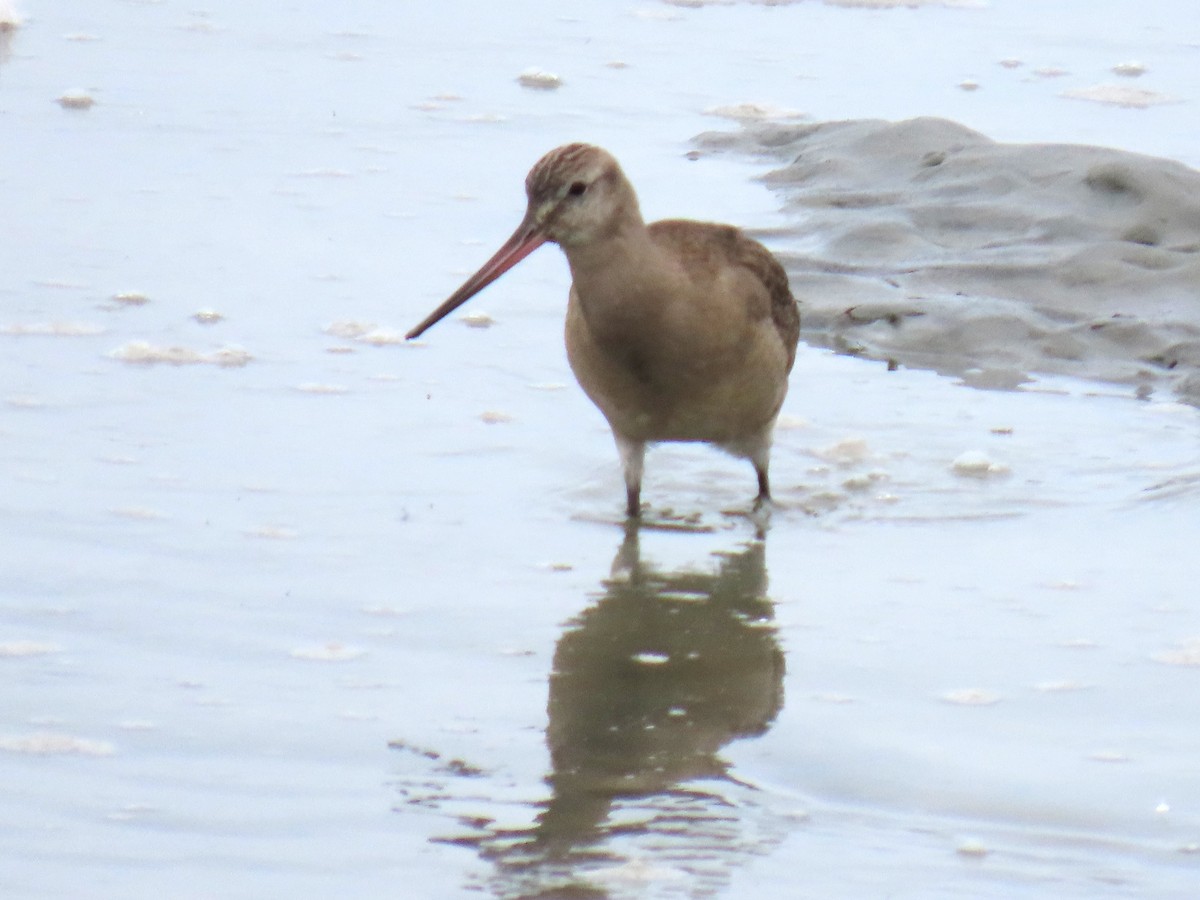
523 143 638 248
406 143 641 340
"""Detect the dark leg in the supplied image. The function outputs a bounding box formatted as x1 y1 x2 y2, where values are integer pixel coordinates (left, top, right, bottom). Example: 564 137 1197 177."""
615 434 645 520
625 484 641 519
753 464 771 511
747 428 775 512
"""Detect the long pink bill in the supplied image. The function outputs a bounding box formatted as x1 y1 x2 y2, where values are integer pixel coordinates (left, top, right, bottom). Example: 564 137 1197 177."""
406 218 547 340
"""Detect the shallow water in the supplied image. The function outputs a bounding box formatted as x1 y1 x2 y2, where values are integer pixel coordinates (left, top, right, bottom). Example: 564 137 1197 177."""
2 2 1199 898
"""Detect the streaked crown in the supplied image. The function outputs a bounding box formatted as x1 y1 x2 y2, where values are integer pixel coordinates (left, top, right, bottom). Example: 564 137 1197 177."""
522 144 641 246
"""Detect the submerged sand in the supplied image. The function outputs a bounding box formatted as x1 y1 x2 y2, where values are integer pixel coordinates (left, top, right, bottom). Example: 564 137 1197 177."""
697 118 1200 400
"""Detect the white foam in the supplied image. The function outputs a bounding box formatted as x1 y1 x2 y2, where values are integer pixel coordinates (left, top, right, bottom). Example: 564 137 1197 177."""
1 321 105 336
295 383 349 394
56 89 95 110
516 68 563 90
0 640 60 657
704 102 806 122
940 688 1002 706
1153 638 1200 667
290 642 367 662
108 341 252 367
951 450 1010 478
0 732 115 756
1111 61 1147 78
1062 84 1177 108
112 291 150 306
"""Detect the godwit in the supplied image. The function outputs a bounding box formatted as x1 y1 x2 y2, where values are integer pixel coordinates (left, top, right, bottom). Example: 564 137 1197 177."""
407 144 800 518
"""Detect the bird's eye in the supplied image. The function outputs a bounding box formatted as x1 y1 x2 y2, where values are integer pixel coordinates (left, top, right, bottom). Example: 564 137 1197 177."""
567 181 587 197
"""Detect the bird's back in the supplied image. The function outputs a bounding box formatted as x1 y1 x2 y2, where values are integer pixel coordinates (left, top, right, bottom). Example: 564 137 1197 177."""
647 219 800 371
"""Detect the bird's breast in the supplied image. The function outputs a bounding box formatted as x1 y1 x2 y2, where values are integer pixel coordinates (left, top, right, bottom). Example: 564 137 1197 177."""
564 284 789 445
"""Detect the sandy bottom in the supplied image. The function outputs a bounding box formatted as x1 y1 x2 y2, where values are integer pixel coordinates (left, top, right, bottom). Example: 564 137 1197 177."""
2 1 1199 898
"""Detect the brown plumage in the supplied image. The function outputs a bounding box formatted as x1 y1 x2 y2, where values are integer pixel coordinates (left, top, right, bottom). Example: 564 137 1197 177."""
407 143 800 517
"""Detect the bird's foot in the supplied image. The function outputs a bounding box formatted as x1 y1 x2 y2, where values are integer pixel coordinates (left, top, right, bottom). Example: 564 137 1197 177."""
748 493 775 536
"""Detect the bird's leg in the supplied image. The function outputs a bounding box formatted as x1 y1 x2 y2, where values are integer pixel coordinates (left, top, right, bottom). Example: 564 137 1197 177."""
626 484 641 519
749 429 774 511
754 465 771 510
614 434 645 519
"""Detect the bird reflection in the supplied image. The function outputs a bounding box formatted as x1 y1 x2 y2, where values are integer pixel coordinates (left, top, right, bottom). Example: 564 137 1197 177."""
476 523 785 895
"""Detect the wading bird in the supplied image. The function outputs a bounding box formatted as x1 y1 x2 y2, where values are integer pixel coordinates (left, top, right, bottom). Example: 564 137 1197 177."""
407 144 800 518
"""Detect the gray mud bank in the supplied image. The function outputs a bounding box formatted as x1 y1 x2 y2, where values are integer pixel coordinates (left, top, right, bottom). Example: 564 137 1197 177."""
699 117 1200 400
